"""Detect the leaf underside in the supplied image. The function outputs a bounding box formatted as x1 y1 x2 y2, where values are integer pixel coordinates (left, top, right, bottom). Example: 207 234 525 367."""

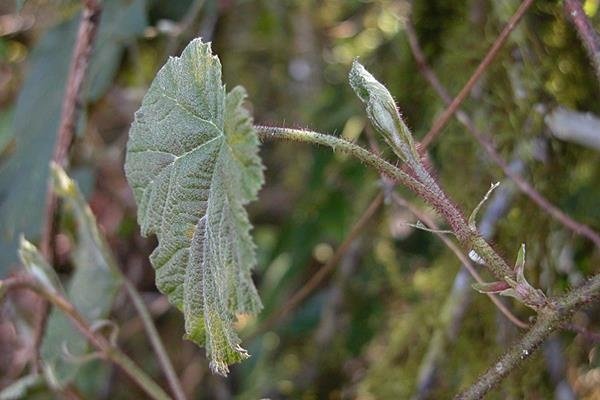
125 39 264 375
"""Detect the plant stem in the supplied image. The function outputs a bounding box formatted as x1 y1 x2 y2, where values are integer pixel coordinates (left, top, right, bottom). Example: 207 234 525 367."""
41 0 102 259
257 125 600 398
257 125 416 184
405 19 600 249
564 0 600 83
36 0 103 375
256 125 515 282
455 274 600 399
248 191 383 339
393 193 528 330
124 280 186 400
0 276 172 400
420 0 535 148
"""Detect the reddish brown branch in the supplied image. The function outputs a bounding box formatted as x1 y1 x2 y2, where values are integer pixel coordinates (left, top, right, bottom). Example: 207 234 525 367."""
420 0 535 148
34 0 102 375
405 20 600 249
455 274 600 399
392 193 529 329
40 0 102 259
364 125 527 328
0 276 171 400
564 0 600 82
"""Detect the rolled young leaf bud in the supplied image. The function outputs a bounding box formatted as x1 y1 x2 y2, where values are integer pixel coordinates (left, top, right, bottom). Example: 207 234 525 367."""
349 60 420 167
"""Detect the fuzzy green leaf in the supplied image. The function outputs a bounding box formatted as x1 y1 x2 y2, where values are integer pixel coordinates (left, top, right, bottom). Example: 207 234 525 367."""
124 38 264 375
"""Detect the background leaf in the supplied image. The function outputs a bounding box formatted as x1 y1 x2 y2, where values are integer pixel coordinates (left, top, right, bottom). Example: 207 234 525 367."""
0 18 76 276
0 374 47 400
40 165 122 386
0 0 148 277
125 38 264 375
0 109 14 156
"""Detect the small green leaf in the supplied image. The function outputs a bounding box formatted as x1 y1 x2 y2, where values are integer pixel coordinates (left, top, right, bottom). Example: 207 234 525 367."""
407 220 452 234
18 237 64 295
468 182 500 230
471 280 511 294
496 244 548 310
349 60 419 166
515 243 526 283
125 38 264 375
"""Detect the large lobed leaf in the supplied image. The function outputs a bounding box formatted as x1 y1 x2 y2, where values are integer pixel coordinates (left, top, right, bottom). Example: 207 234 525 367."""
125 38 264 375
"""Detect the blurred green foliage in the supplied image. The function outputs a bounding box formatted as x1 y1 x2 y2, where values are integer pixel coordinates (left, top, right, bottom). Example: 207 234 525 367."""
0 0 599 398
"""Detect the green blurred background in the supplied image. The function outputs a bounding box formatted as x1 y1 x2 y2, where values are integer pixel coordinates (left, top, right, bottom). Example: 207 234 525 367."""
0 0 599 398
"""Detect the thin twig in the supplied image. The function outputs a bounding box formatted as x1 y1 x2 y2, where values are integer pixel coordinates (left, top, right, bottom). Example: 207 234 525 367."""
124 280 186 400
393 193 528 329
248 191 383 338
405 20 600 249
364 125 526 329
0 276 172 400
256 125 600 398
420 0 535 148
35 0 103 375
564 322 600 343
455 274 600 400
564 0 600 82
40 0 102 258
163 0 206 59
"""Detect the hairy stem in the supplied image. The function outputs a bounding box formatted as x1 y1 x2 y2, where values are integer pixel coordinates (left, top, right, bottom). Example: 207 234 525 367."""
256 125 600 398
405 19 600 249
0 276 172 400
256 125 515 281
